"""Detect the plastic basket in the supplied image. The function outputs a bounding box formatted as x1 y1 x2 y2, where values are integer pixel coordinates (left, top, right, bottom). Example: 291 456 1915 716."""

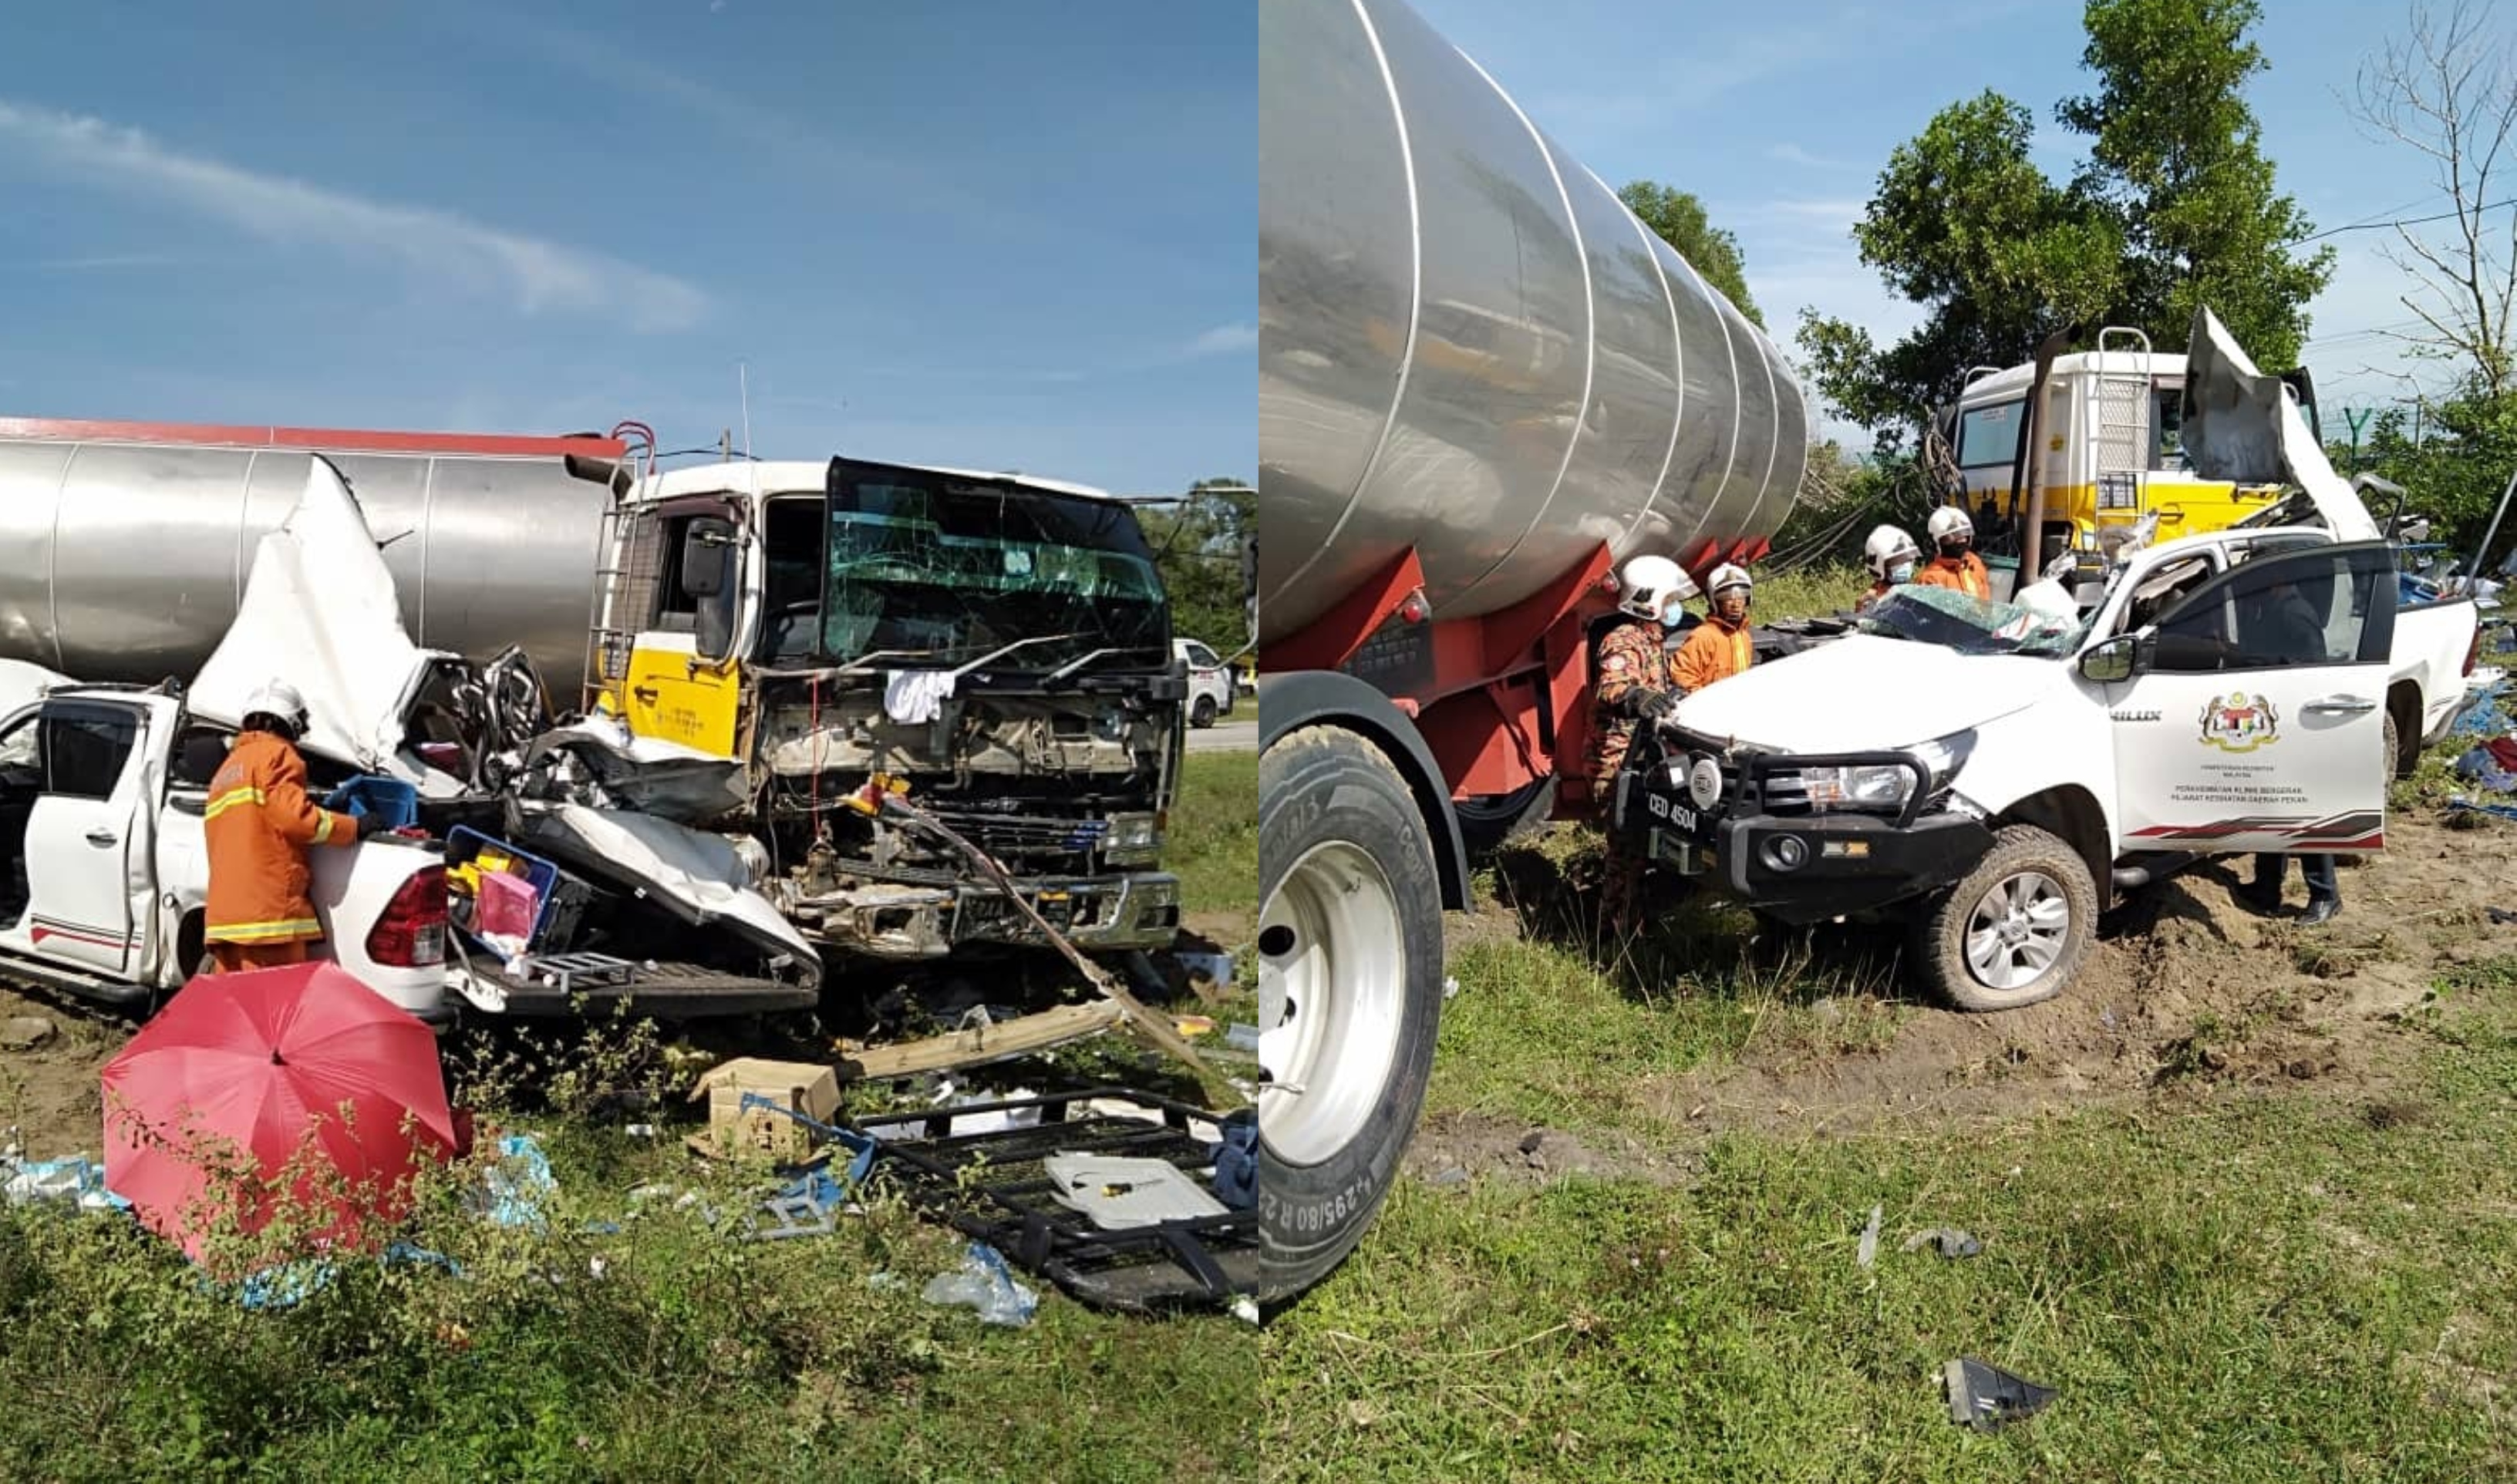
446 826 563 947
324 776 419 832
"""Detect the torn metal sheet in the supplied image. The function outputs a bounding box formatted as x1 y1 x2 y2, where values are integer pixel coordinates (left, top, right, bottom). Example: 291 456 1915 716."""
190 459 439 775
2182 308 2379 541
510 802 821 989
0 660 72 720
521 715 748 824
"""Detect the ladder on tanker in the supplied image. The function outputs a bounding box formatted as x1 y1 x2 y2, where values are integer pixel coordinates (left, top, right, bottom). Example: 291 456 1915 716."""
580 434 662 717
2089 327 2154 540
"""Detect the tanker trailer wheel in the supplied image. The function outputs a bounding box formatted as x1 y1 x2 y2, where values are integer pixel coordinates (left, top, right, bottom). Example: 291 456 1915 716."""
1256 726 1444 1304
1912 824 2095 1013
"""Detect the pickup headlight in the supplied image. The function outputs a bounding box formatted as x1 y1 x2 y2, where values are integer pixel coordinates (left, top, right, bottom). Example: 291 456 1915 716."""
1103 811 1164 864
1791 730 1976 815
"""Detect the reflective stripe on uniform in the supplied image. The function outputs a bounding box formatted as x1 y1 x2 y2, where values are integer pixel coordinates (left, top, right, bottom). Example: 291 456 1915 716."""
204 786 268 821
205 917 322 944
314 812 335 845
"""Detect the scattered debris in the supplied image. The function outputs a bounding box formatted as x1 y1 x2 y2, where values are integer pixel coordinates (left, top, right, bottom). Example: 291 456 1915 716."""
1443 975 1461 1001
692 1058 844 1160
1046 1153 1230 1229
2489 907 2517 927
0 1016 56 1052
922 1243 1039 1327
1943 1356 2057 1431
836 1001 1127 1080
1212 1109 1258 1211
1225 1022 1261 1052
1176 951 1236 987
1 1156 126 1213
867 1087 1256 1313
1902 1227 1984 1259
1857 1204 1882 1268
1428 1166 1471 1188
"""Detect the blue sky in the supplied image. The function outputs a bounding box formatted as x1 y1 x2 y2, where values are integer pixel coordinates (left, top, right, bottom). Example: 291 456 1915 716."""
1416 0 2472 445
0 2 1252 495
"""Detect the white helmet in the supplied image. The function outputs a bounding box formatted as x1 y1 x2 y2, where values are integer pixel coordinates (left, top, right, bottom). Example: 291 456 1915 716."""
1926 506 1974 544
1707 563 1753 601
1863 525 1922 580
241 680 309 737
1617 554 1684 621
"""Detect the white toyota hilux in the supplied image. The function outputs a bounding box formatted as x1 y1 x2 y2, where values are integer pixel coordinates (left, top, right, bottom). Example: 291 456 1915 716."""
1616 315 2483 1011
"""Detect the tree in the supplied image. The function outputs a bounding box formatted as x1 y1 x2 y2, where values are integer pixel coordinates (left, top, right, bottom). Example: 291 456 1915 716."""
1798 0 2333 449
1617 182 1762 328
1798 92 2124 452
1143 476 1255 651
2350 0 2517 400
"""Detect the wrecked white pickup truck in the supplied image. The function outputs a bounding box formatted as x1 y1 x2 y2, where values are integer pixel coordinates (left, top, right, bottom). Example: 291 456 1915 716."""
0 463 821 1025
1613 310 2484 1012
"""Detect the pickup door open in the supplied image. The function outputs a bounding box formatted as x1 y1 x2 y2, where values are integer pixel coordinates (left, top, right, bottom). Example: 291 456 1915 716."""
0 697 153 978
2105 542 2396 854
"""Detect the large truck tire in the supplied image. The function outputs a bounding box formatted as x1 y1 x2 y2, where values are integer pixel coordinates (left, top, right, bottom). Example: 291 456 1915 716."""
1256 725 1444 1304
1912 823 2096 1013
1454 776 1556 856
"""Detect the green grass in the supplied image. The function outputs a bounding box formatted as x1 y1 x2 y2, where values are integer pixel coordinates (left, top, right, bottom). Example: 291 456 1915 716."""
1754 562 1869 623
1171 749 1259 940
1263 954 2517 1482
0 751 1271 1480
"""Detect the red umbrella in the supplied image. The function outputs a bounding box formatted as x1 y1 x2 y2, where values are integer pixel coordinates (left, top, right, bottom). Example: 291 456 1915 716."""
102 961 457 1268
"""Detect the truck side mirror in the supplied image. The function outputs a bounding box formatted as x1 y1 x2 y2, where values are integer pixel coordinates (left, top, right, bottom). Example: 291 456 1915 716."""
681 518 736 600
2079 634 2139 683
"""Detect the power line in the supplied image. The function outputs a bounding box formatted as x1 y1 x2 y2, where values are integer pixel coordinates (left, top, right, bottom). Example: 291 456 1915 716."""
2300 196 2517 242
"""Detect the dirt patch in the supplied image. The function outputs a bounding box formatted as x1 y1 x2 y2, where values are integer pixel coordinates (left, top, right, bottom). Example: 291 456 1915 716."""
1505 813 2517 1149
0 983 133 1158
1403 1109 1698 1189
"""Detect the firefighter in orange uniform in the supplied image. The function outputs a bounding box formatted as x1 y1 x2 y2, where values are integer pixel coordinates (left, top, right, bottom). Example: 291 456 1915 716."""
1915 506 1993 601
1856 525 1922 614
203 681 379 974
1670 564 1757 694
1589 554 1685 935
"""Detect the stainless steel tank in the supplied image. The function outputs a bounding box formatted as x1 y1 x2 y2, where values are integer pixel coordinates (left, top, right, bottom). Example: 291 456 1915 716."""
0 434 610 686
1258 0 1811 645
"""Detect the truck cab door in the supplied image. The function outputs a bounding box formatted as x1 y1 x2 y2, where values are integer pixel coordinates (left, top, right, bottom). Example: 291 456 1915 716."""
624 509 746 759
12 699 152 977
2096 542 2396 856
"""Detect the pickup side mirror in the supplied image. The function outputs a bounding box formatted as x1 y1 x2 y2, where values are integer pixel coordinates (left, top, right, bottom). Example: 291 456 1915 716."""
2079 633 2141 684
680 517 737 600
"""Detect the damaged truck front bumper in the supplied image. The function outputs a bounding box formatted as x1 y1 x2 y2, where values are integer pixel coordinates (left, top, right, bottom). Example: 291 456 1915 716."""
780 871 1182 960
1623 745 1994 926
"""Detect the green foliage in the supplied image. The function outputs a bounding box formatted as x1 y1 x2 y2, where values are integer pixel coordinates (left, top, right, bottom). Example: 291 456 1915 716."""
1800 0 2333 449
1143 476 1254 655
1616 182 1763 328
2354 383 2517 559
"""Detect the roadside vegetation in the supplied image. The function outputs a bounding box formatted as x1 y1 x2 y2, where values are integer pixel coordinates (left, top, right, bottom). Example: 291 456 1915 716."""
0 752 1263 1482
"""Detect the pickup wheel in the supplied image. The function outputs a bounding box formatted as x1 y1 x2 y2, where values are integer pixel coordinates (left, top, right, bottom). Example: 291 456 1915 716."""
1191 695 1218 729
1256 725 1444 1304
1914 823 2095 1012
2384 707 2406 781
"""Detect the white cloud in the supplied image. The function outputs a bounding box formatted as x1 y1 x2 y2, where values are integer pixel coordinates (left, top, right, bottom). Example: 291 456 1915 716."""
1184 322 1258 358
1765 143 1853 170
0 97 707 331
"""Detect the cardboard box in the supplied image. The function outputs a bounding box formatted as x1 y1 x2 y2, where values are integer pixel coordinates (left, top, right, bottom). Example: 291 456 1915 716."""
689 1058 841 1160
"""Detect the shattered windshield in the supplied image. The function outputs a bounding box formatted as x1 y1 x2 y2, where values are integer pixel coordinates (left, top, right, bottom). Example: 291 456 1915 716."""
1855 586 2089 657
818 464 1168 671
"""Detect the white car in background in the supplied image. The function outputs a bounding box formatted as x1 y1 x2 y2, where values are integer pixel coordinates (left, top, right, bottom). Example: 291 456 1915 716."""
1177 638 1238 729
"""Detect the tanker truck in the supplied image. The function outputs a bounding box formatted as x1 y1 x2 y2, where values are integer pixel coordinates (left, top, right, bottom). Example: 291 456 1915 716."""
0 419 1188 969
1255 0 1811 1299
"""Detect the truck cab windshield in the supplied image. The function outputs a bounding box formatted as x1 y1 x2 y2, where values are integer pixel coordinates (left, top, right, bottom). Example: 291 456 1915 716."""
1856 587 2087 657
788 462 1169 671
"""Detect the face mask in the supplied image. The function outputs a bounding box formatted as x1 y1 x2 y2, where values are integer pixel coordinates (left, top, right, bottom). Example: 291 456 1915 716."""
1888 561 1916 584
1940 539 1970 559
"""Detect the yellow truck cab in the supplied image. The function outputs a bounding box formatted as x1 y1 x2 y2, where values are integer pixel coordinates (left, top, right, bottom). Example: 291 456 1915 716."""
1944 328 2293 574
584 454 1190 960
